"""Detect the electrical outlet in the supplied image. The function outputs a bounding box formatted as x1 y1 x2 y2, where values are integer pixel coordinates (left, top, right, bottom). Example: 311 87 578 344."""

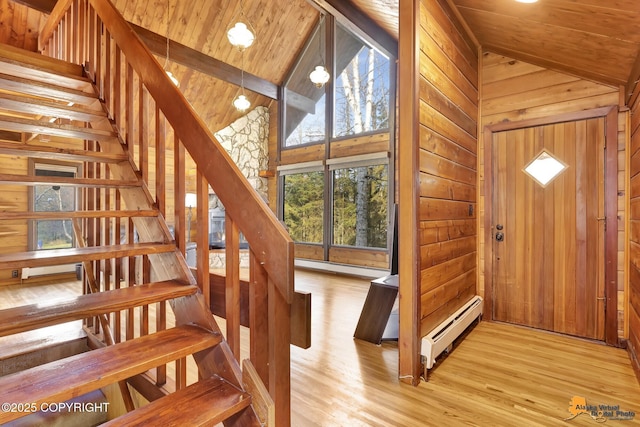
11 269 18 278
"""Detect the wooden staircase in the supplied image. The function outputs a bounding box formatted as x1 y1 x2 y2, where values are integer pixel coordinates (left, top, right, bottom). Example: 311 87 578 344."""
0 41 265 425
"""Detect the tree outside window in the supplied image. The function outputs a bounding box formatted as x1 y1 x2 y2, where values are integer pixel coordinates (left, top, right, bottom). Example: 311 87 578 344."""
283 171 324 244
280 16 393 262
334 24 390 138
333 164 388 249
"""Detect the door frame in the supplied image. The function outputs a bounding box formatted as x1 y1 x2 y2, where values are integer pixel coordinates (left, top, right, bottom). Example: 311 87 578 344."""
483 106 619 346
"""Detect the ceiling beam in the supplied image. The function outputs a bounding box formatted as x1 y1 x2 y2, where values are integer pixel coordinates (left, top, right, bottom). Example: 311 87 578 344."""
14 0 279 100
131 24 279 100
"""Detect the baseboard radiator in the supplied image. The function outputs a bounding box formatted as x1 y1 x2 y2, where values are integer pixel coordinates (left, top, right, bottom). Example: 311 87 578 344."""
421 296 483 370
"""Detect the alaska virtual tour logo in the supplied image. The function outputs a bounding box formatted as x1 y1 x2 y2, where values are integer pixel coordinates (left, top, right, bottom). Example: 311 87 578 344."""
565 396 636 423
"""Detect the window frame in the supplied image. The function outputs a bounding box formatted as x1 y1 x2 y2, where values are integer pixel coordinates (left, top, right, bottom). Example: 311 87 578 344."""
28 159 82 252
277 8 397 270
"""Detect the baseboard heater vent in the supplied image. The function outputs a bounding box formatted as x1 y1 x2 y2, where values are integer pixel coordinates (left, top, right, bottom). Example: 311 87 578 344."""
421 295 483 370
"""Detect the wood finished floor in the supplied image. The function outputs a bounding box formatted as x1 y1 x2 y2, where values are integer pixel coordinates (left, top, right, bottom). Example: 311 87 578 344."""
1 270 639 426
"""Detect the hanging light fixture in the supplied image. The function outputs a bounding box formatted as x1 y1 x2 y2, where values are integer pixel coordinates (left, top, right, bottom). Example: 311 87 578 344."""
233 50 251 112
227 0 255 51
164 0 179 87
309 15 330 88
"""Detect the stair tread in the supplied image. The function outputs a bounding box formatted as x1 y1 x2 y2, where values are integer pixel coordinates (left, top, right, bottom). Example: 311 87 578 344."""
0 92 107 122
0 43 93 91
0 172 141 188
0 140 129 164
0 281 198 337
0 325 222 424
0 72 98 105
103 376 252 427
0 210 158 220
0 243 175 269
0 116 118 143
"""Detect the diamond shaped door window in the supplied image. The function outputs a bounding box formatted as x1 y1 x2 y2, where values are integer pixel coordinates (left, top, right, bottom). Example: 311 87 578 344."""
523 150 567 187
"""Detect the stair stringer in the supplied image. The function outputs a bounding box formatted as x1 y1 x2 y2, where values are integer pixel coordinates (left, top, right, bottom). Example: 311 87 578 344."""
83 101 246 391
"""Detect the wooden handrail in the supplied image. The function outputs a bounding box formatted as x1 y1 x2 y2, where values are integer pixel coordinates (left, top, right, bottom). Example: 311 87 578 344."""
39 2 294 423
41 0 294 303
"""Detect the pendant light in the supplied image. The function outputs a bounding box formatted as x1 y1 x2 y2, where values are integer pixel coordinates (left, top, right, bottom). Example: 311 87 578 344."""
164 0 179 87
233 50 251 112
228 0 254 112
309 15 330 88
227 0 255 51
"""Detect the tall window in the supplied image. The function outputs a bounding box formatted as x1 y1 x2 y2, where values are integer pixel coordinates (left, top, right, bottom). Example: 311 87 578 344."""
332 163 388 248
279 13 395 268
284 21 327 148
283 171 324 244
334 24 390 138
32 163 79 250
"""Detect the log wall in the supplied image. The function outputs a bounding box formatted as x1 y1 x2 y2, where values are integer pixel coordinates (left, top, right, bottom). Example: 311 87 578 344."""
417 0 479 337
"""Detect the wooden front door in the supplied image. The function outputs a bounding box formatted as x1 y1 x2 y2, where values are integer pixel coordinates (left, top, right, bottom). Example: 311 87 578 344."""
491 118 606 340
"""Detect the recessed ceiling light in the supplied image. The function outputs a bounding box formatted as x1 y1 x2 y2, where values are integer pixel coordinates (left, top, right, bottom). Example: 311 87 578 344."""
516 0 538 3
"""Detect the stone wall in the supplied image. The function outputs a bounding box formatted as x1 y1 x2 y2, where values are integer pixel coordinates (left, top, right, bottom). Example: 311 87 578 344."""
208 106 269 268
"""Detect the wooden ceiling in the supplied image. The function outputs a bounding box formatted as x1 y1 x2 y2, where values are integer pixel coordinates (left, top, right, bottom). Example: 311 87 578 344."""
351 0 640 94
451 0 640 91
2 0 640 127
348 0 398 39
1 0 319 133
108 0 319 133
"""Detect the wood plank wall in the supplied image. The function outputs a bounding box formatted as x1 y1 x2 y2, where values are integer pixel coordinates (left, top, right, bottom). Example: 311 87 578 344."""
479 52 625 337
417 0 478 337
628 92 640 380
0 1 47 52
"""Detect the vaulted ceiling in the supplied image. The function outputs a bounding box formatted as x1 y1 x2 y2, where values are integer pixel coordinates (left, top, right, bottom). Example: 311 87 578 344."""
2 0 320 133
349 0 640 96
2 0 640 132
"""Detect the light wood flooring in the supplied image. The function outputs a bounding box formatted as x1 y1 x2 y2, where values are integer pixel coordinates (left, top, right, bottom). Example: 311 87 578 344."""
1 270 639 426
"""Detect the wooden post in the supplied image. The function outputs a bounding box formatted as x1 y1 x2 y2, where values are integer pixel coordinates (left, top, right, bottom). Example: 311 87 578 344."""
155 105 166 216
249 250 269 385
174 135 186 255
269 279 291 427
225 214 241 359
196 169 210 306
397 0 422 385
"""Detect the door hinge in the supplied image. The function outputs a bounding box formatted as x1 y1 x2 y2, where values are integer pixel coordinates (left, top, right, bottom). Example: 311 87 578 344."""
597 296 606 311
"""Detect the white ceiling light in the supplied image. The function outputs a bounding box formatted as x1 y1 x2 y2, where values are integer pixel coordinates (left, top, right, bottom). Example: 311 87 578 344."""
166 71 179 86
233 94 251 112
310 66 330 88
227 1 255 51
309 15 330 88
515 0 538 3
233 49 251 113
163 0 179 87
